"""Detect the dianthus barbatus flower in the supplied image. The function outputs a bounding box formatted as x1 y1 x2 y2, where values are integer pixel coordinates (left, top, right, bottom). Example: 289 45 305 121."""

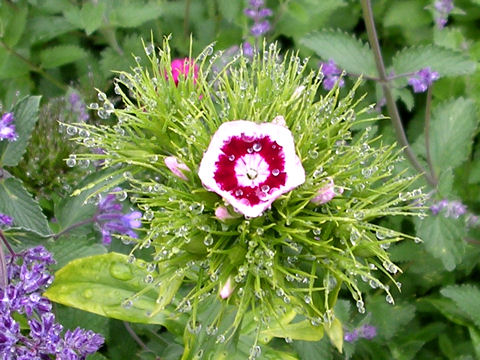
198 119 305 218
168 58 199 86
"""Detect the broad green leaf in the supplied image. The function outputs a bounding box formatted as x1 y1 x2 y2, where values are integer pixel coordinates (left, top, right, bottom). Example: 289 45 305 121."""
300 30 377 77
429 98 478 174
100 34 148 76
416 216 466 271
217 0 241 22
80 2 106 35
44 253 173 325
262 319 324 341
109 3 163 28
392 45 476 77
424 297 472 327
293 338 333 360
383 1 431 29
324 318 343 353
441 284 480 328
0 5 28 47
56 304 109 337
27 16 78 44
0 177 51 235
40 45 88 69
0 96 41 167
368 296 415 340
0 48 30 79
3 227 51 251
437 168 454 197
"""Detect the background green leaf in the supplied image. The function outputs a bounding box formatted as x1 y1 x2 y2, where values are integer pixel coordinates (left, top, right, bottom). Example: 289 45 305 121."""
0 96 41 167
441 284 480 328
0 177 51 235
40 45 89 69
300 30 377 77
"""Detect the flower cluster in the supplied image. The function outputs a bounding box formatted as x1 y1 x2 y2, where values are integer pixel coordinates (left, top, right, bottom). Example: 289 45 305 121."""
408 67 439 93
94 188 142 245
434 0 454 28
0 245 104 359
0 112 17 142
244 0 273 38
68 92 89 123
319 59 345 90
0 213 13 228
344 324 377 343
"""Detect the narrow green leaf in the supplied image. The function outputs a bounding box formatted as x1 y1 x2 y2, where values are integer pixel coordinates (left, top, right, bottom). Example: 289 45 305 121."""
416 216 466 271
0 177 51 235
429 98 478 174
324 318 343 353
441 284 480 328
44 253 172 325
469 327 480 359
392 45 476 77
262 319 324 341
40 45 88 69
0 96 41 167
300 30 377 77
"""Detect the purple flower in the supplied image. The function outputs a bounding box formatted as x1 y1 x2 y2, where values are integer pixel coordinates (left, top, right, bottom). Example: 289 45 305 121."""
244 0 273 38
408 67 439 93
319 59 345 90
434 0 454 28
0 112 18 142
0 213 13 227
360 324 377 340
344 329 359 342
0 246 104 358
242 41 254 58
430 199 467 219
94 188 142 245
68 92 90 122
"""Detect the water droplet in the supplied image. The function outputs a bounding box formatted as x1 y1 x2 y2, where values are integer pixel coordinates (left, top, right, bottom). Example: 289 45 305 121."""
228 154 235 161
250 345 261 359
89 102 99 109
144 274 154 283
353 211 365 220
127 254 135 263
66 155 77 167
386 294 394 304
204 234 214 246
312 228 322 236
116 190 128 201
414 237 422 244
143 210 154 221
362 168 373 178
66 126 77 136
235 189 243 196
216 334 226 343
304 295 312 304
122 299 133 309
308 149 319 159
375 230 385 240
189 202 204 215
285 337 292 343
261 185 270 193
356 299 364 309
83 289 93 299
253 143 262 152
256 228 264 236
283 295 290 303
272 169 280 176
109 262 134 281
247 147 253 154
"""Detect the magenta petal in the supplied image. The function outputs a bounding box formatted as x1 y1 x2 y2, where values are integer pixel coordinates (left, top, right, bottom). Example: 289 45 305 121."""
198 120 305 217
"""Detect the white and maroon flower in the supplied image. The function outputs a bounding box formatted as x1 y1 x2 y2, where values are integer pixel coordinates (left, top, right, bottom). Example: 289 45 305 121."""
198 120 305 217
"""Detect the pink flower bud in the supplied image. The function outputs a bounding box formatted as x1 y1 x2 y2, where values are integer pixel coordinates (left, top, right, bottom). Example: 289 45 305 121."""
215 206 236 221
168 58 199 86
219 276 234 299
164 156 190 180
311 178 340 205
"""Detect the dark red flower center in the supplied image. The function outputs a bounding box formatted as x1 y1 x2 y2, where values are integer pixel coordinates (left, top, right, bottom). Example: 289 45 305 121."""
213 134 287 206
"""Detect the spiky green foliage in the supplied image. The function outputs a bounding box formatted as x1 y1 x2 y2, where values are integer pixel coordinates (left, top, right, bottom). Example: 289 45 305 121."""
66 38 424 356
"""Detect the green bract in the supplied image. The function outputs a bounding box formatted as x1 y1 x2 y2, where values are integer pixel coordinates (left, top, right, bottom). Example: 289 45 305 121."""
66 39 424 357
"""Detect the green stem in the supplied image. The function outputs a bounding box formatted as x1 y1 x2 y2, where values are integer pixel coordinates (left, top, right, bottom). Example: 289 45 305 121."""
360 0 436 187
0 39 68 92
424 86 438 186
52 217 96 240
0 230 16 257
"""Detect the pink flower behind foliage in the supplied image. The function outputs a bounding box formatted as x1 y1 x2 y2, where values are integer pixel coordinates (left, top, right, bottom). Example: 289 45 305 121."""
198 120 305 218
168 58 199 86
219 277 234 299
164 156 190 180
